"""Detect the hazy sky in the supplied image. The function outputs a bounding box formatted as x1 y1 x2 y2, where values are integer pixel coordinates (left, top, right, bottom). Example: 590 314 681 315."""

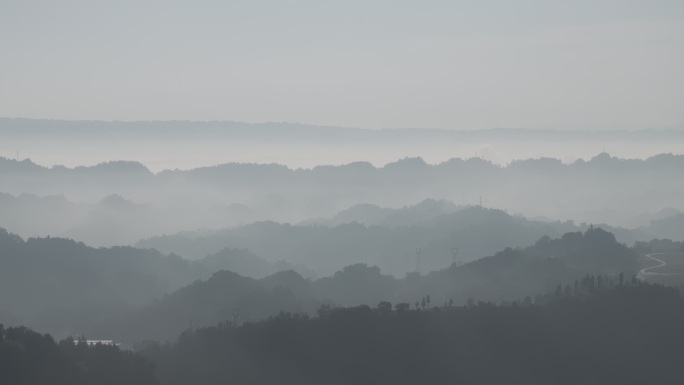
1 0 683 129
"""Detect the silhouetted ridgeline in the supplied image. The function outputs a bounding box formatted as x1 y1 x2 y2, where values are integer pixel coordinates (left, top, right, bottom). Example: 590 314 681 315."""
137 284 684 385
3 284 683 385
137 206 643 275
0 225 645 343
1 152 683 245
0 228 302 337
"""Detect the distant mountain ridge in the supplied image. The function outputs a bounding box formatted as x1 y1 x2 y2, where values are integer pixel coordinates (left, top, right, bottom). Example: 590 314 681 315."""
137 206 631 276
301 199 463 227
3 152 684 175
3 117 684 139
1 153 683 246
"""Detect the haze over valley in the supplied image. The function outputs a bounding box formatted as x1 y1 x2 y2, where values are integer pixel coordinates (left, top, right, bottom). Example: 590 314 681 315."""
2 1 684 384
1 120 683 337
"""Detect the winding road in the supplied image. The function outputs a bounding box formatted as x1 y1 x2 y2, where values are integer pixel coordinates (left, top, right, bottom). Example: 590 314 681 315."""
638 253 684 281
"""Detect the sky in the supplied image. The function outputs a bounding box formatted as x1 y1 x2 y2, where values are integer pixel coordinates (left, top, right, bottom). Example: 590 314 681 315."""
1 0 683 129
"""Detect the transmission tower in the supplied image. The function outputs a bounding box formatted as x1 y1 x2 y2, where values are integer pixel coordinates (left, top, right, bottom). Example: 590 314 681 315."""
451 247 458 265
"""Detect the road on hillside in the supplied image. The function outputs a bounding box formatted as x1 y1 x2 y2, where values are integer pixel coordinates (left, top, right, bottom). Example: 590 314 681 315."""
638 253 684 281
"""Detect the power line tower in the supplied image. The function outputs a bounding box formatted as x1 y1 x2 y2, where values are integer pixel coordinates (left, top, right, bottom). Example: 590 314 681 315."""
451 247 458 265
416 248 422 274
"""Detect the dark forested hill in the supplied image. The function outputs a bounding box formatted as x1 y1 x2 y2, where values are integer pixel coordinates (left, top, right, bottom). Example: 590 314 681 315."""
0 226 641 344
423 226 639 305
0 228 302 338
0 228 199 315
138 284 684 385
0 325 158 385
4 283 683 385
96 270 319 343
78 227 639 343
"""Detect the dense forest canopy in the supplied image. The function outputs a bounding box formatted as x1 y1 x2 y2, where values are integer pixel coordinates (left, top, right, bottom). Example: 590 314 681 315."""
0 325 158 385
4 283 683 385
138 284 684 385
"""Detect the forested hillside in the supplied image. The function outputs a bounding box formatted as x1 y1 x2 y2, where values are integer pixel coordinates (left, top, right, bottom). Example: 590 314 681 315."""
139 284 684 385
4 283 682 385
0 228 300 338
0 325 157 385
12 226 638 344
0 223 643 344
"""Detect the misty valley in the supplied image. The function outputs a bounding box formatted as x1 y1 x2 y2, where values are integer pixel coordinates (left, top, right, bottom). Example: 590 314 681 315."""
2 130 684 384
4 0 684 382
